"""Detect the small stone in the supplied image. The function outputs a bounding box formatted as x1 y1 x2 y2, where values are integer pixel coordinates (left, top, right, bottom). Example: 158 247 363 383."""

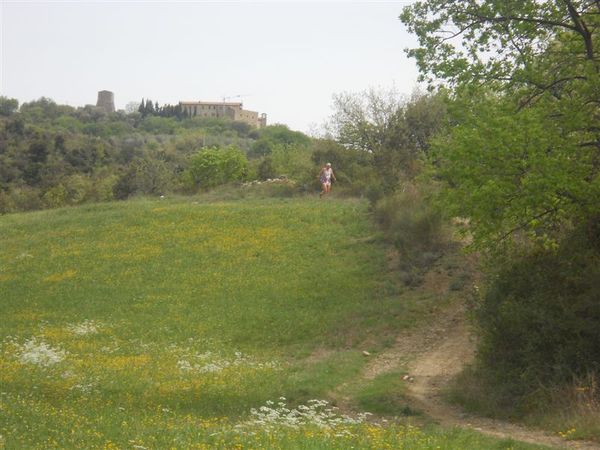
362 351 371 356
403 375 410 381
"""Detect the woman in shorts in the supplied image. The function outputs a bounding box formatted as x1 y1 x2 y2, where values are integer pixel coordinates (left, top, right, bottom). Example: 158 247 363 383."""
319 163 336 198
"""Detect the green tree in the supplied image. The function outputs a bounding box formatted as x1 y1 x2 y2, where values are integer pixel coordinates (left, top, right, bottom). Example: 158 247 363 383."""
400 0 600 88
256 124 311 147
257 156 276 180
145 99 155 116
327 89 446 190
186 146 248 189
131 157 172 195
0 97 19 116
435 89 599 250
401 0 600 408
249 138 274 157
310 138 375 193
401 0 600 251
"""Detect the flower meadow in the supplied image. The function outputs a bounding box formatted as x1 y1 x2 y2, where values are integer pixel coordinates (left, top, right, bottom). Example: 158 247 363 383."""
0 198 548 449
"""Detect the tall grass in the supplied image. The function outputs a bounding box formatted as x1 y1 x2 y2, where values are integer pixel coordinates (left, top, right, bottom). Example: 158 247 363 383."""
373 183 449 286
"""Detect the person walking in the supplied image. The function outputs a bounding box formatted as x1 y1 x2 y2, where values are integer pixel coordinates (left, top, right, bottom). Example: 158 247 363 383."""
319 163 336 198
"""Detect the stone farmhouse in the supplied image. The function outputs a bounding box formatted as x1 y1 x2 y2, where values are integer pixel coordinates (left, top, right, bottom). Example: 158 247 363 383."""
179 101 267 128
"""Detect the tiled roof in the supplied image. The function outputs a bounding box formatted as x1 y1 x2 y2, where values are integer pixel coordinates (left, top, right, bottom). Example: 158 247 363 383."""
179 101 243 106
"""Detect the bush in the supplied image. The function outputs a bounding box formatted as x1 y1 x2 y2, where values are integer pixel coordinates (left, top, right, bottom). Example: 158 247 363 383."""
257 157 276 180
249 138 273 158
0 190 15 213
6 187 44 212
88 174 118 202
42 184 68 208
113 167 138 200
42 175 95 208
138 116 179 135
311 139 377 197
373 183 447 264
185 146 248 190
470 218 600 411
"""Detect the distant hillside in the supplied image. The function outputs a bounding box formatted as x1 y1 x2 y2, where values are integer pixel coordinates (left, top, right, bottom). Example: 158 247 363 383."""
0 96 316 213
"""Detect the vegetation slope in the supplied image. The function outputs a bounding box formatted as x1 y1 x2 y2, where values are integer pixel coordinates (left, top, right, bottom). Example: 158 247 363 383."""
0 197 546 449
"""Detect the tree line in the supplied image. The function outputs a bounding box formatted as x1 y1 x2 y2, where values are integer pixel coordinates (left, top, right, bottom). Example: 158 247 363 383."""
0 96 315 211
137 99 187 119
2 94 427 212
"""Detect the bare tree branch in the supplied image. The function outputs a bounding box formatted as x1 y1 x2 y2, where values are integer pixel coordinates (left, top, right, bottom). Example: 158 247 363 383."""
517 76 588 109
563 0 595 60
465 11 579 33
497 208 558 244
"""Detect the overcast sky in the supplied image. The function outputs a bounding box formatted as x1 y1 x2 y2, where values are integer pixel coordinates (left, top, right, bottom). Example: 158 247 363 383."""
1 0 419 132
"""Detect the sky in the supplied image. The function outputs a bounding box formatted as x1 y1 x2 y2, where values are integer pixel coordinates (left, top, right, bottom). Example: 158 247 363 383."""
0 0 420 133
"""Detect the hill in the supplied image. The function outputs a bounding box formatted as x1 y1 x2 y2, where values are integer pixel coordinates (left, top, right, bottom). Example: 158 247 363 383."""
0 197 548 449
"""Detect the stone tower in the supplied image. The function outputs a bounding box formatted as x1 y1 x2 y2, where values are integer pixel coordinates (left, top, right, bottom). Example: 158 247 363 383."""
96 90 115 113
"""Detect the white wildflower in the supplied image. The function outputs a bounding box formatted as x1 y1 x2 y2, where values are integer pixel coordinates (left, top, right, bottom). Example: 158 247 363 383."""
198 362 227 373
70 382 95 394
239 398 373 433
176 350 280 374
67 320 101 336
177 360 193 371
17 338 67 367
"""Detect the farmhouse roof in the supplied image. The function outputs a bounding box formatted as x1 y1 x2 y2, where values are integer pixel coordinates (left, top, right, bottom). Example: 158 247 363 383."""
180 101 243 106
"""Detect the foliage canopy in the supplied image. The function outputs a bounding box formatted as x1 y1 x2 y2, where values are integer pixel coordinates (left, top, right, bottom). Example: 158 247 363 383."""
401 0 600 251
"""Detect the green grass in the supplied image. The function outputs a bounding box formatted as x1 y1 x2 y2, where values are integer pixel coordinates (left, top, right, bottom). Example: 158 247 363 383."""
355 371 416 417
0 197 550 449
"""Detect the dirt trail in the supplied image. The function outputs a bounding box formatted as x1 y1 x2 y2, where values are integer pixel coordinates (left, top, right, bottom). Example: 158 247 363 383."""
361 302 600 450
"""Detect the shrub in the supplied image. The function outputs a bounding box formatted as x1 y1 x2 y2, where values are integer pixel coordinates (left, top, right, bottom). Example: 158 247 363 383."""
42 184 68 208
113 167 138 200
132 158 172 195
249 138 273 158
42 175 94 207
373 183 448 265
138 116 179 135
270 143 312 179
7 187 44 211
311 139 377 197
257 157 276 180
0 190 15 213
186 146 248 190
88 174 118 202
471 218 600 410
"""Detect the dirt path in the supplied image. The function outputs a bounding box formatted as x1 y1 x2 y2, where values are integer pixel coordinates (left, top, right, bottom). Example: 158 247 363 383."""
361 302 600 450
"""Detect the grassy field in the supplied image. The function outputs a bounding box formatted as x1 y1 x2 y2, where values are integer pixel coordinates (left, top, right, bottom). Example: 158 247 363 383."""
0 197 548 449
